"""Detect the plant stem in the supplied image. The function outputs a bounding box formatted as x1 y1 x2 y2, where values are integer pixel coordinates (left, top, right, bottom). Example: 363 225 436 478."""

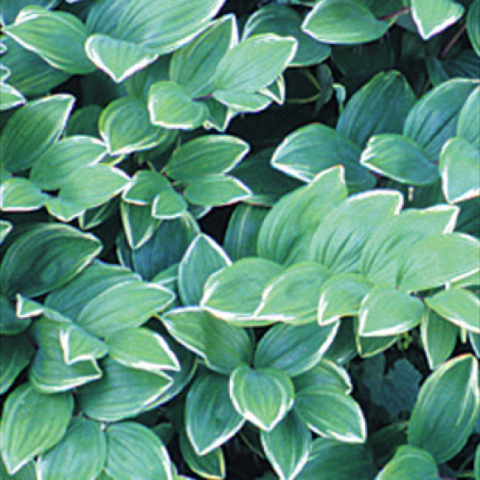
440 23 467 59
379 6 410 22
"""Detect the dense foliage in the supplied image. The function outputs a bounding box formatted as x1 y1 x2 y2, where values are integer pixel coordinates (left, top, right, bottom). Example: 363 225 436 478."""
0 0 479 479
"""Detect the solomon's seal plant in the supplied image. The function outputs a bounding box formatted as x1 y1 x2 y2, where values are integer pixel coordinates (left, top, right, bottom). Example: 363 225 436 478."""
0 0 479 479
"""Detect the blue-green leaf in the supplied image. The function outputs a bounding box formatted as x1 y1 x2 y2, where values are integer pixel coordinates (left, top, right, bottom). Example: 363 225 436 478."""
260 411 311 480
86 34 158 83
105 422 173 480
185 372 245 455
411 0 464 40
407 355 480 463
302 0 389 45
439 136 480 204
148 81 206 130
360 134 439 186
4 6 94 74
213 34 297 92
0 94 74 173
0 224 102 299
0 384 73 475
230 364 295 431
178 234 231 306
37 418 107 480
99 97 167 155
254 321 339 377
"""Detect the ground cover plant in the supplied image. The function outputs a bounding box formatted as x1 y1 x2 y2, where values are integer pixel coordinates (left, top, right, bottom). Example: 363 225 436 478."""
0 0 479 479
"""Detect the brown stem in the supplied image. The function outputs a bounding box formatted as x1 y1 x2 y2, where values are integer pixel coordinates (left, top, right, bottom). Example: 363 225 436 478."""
440 23 467 59
379 6 410 22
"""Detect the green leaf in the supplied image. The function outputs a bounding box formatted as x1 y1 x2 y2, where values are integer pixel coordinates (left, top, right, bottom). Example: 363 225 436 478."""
120 202 161 250
336 71 416 148
398 233 480 292
45 261 139 321
170 15 237 98
255 262 330 324
59 322 108 365
44 196 86 223
260 411 311 480
318 273 372 326
467 0 480 56
0 295 31 335
107 327 180 375
358 286 425 337
0 82 26 111
37 418 107 480
293 359 352 395
224 204 270 261
0 178 46 211
77 357 172 422
162 307 253 375
354 355 422 420
166 135 250 182
360 134 439 186
254 321 339 377
123 171 170 205
421 308 458 369
58 164 130 211
30 135 107 191
411 0 464 40
0 334 34 394
118 213 199 281
360 205 459 286
99 97 167 155
457 86 479 150
377 445 440 480
213 34 297 92
86 0 225 53
184 174 251 207
76 280 175 337
232 147 302 207
243 5 330 67
309 190 403 273
302 0 389 45
105 422 173 480
271 123 374 189
0 0 60 26
179 433 225 480
230 364 294 431
0 224 102 299
0 384 73 474
148 332 197 407
440 137 480 204
201 257 283 325
0 458 36 480
30 351 102 394
179 234 231 306
403 79 477 160
86 34 158 83
295 388 367 443
407 354 480 463
0 94 74 173
426 288 480 333
0 220 13 244
152 188 188 220
1 36 70 97
185 372 245 455
213 89 272 113
148 81 206 129
4 6 94 74
297 437 376 480
257 166 348 265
